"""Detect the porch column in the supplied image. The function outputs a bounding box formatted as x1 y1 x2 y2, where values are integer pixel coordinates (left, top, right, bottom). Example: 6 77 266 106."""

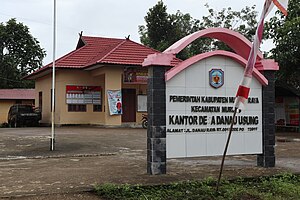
143 53 174 175
104 67 123 126
147 66 167 175
257 71 276 167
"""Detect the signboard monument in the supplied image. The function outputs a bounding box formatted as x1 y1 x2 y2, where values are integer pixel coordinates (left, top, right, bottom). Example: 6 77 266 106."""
143 28 279 175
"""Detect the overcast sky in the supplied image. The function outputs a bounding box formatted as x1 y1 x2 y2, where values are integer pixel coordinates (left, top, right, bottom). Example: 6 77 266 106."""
0 0 277 65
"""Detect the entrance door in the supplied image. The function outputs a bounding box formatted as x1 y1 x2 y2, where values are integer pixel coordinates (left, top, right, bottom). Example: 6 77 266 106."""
122 89 136 122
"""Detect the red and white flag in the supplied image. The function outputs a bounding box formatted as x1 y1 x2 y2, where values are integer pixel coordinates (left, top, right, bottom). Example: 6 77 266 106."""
234 0 289 110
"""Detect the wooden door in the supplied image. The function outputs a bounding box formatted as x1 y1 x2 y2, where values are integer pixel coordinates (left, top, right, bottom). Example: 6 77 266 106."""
122 89 136 122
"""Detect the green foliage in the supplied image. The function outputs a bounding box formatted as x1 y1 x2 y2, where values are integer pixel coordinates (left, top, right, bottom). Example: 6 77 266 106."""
138 1 172 51
139 2 258 60
258 173 300 198
94 173 300 200
0 18 46 88
265 0 300 90
200 4 258 42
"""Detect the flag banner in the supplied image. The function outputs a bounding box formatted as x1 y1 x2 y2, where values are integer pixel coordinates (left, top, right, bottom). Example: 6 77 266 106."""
107 90 122 115
234 0 289 110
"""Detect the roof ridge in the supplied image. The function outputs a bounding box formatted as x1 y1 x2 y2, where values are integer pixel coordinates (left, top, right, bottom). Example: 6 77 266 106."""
125 40 183 64
82 35 124 40
126 39 161 54
95 39 127 64
124 40 182 62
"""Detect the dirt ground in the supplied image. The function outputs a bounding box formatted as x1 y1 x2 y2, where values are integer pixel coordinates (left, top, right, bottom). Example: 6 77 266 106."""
0 127 299 199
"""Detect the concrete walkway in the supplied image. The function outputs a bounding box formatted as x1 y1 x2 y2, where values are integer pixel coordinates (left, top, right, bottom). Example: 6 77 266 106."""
0 127 299 199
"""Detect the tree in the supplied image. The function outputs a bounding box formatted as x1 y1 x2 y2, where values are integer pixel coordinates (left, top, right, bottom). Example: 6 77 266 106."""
139 1 174 51
0 18 46 88
198 4 259 52
139 2 259 60
139 1 201 58
265 0 300 89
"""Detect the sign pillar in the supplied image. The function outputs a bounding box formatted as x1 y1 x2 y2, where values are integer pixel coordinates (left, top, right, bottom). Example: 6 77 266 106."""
257 71 276 167
147 66 167 175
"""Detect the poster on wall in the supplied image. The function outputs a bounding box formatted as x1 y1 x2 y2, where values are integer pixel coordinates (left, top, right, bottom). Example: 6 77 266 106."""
66 85 101 105
107 90 122 115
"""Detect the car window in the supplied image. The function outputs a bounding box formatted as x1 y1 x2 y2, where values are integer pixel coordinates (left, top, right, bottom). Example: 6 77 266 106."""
18 106 33 113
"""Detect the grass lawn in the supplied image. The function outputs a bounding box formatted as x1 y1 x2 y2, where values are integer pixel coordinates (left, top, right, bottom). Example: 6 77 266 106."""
94 173 300 200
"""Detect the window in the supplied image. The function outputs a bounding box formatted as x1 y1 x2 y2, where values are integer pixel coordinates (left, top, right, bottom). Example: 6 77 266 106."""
18 106 34 113
137 95 147 112
93 104 102 112
68 104 86 112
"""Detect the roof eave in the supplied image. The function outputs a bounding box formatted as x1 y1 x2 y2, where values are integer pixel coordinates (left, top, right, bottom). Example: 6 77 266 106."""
83 63 106 71
24 67 52 80
83 62 143 71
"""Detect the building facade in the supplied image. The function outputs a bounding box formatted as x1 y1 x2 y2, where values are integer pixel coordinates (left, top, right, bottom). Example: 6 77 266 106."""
0 89 35 123
26 35 178 126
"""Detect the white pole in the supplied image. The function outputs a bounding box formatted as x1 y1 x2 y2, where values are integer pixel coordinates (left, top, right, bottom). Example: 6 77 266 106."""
51 0 57 151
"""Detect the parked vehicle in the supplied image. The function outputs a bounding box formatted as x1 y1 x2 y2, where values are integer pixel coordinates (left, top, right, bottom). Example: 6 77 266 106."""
141 114 148 129
7 104 41 128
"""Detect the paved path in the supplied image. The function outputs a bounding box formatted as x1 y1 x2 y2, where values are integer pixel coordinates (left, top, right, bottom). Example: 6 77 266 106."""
0 127 298 199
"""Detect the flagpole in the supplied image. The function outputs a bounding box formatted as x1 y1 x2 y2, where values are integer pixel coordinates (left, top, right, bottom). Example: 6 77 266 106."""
215 0 277 192
216 107 238 192
51 0 56 151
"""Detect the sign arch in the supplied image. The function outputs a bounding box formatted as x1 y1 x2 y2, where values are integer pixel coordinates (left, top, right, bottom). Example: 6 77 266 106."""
164 27 263 62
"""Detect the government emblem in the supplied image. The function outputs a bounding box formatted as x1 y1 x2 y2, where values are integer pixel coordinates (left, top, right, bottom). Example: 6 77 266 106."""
209 69 224 88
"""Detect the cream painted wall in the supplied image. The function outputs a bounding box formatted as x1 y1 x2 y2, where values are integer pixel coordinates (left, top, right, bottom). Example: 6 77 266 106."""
36 67 122 125
56 69 105 125
0 100 15 123
93 66 148 125
35 74 52 124
0 100 35 123
35 69 106 125
103 67 123 126
34 66 147 126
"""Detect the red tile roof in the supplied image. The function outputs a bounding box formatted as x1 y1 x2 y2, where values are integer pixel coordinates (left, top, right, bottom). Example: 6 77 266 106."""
0 89 35 100
26 36 181 79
